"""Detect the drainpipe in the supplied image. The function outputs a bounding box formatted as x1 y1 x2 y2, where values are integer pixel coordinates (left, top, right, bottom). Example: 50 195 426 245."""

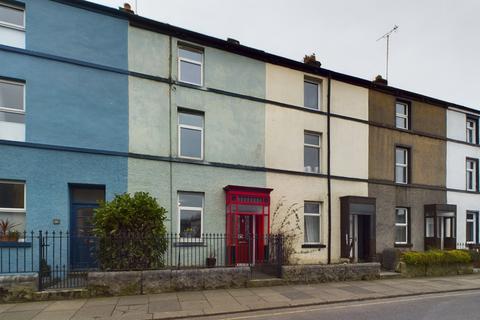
168 36 173 233
327 74 332 264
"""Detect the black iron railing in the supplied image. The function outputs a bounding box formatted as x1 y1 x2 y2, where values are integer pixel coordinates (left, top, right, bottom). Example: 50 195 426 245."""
0 231 285 290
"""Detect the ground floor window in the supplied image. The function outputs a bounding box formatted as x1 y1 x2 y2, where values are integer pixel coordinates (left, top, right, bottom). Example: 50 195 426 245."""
304 202 321 244
466 211 478 244
0 180 25 231
395 207 409 244
425 217 434 237
178 192 203 239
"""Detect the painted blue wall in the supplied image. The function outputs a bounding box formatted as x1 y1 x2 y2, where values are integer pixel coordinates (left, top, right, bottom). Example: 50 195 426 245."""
0 50 129 152
23 0 128 69
0 144 127 231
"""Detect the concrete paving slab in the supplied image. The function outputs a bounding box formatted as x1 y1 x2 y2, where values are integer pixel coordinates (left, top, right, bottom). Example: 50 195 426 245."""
74 304 116 317
176 291 205 302
7 301 51 312
32 310 76 320
179 300 211 311
117 295 149 306
44 299 86 311
148 299 181 313
227 288 254 297
0 310 40 320
148 293 177 302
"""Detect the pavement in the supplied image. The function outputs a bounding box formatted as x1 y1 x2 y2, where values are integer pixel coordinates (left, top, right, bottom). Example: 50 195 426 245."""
1 274 480 320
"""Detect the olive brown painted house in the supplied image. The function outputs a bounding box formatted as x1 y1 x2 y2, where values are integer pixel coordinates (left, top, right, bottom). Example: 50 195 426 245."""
0 0 479 275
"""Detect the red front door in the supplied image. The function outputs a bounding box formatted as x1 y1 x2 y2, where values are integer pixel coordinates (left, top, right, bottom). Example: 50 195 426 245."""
237 215 253 264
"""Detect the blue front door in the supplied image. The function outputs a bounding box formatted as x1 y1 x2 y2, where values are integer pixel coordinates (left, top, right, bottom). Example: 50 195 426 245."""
69 186 105 270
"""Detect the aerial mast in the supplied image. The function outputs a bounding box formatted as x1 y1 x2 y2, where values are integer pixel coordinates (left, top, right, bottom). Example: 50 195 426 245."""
377 25 399 81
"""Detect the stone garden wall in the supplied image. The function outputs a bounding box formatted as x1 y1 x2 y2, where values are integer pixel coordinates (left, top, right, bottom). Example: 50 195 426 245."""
282 263 381 283
87 267 251 296
0 273 38 302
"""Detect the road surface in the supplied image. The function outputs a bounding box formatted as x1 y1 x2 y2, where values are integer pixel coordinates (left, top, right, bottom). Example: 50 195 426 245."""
198 289 480 320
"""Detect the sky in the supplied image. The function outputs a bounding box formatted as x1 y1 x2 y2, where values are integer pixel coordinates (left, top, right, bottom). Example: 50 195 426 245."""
91 0 480 109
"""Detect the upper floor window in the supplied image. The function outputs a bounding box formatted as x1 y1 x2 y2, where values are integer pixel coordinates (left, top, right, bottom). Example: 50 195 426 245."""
395 147 409 184
466 117 477 144
0 2 25 48
304 132 321 173
395 101 409 130
466 158 478 192
395 207 409 245
304 80 321 110
178 192 203 239
178 45 203 86
178 110 204 160
0 79 25 141
304 202 321 244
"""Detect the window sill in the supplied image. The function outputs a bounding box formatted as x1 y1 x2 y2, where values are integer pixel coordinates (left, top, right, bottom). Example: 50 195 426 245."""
394 243 413 248
302 244 326 249
174 241 206 247
0 241 31 248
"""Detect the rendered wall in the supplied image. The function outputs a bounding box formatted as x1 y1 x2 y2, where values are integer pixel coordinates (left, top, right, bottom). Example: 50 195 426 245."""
446 109 480 244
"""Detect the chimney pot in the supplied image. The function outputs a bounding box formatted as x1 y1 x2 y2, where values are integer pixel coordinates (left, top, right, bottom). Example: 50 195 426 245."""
303 53 321 67
120 3 134 13
227 38 240 45
373 74 388 85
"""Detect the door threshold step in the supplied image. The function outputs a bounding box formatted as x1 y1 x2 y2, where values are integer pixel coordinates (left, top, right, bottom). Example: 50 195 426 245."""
247 278 284 287
34 288 89 301
379 271 403 279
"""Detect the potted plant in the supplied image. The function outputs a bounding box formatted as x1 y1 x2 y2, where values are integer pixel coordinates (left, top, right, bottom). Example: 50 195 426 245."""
182 227 194 238
0 219 19 242
206 251 216 268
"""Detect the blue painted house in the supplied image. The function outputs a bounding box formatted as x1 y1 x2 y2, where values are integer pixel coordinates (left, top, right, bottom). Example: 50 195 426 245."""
0 0 129 249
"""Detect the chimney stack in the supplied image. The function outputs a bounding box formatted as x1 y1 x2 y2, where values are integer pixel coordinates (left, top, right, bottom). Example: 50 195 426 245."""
373 74 388 85
120 3 134 14
303 53 321 68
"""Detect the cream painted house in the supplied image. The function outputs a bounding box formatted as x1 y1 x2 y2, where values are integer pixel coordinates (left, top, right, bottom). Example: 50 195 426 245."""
265 64 370 264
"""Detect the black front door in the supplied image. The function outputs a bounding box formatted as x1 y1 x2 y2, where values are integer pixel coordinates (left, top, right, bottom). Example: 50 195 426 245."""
357 215 371 262
70 186 105 269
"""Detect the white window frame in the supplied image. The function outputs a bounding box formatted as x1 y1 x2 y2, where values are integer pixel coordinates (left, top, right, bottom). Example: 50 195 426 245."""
425 217 434 238
0 180 26 213
0 78 25 119
466 212 477 244
304 201 321 245
466 118 477 144
395 207 408 245
177 192 204 241
178 45 204 86
304 79 322 110
466 159 477 192
178 111 204 160
304 132 321 173
0 2 25 31
395 101 409 130
395 147 409 184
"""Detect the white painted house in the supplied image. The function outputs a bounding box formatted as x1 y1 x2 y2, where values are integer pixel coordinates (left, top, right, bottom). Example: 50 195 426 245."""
447 107 480 247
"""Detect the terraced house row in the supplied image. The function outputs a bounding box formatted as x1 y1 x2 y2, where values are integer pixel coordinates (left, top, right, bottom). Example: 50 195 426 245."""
0 0 479 268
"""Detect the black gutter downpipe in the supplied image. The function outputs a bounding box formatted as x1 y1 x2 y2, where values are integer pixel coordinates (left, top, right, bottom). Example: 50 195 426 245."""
327 74 332 264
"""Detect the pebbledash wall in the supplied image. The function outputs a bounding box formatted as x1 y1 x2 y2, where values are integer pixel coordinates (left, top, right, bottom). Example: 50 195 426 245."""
127 26 268 233
0 0 129 231
1 0 480 270
447 108 480 246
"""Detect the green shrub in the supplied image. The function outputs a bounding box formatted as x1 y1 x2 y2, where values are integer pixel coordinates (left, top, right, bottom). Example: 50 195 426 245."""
402 250 471 266
93 192 168 270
